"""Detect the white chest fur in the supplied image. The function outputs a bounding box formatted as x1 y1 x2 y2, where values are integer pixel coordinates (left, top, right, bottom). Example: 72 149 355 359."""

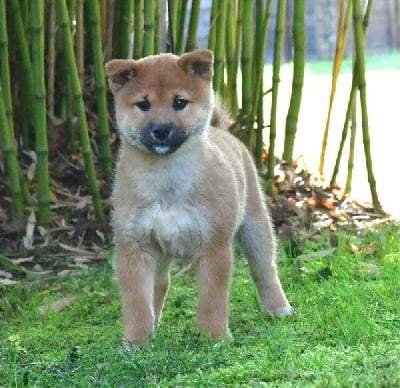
125 202 211 258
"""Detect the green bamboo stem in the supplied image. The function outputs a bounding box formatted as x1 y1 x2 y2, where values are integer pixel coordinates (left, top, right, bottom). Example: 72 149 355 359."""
352 0 381 211
0 0 14 138
185 0 200 52
0 0 24 217
100 0 107 47
86 0 113 181
9 0 34 149
0 86 24 217
241 0 253 146
255 85 265 169
104 0 115 61
133 0 143 58
213 0 227 95
252 0 273 166
266 0 286 193
47 0 56 117
76 0 85 84
166 0 177 52
207 0 218 53
115 0 133 58
159 0 167 52
318 0 351 175
175 0 187 55
330 0 374 188
225 0 238 112
56 0 105 220
282 0 305 165
143 0 155 55
345 0 373 194
330 83 357 187
2 0 32 206
154 2 160 53
345 92 357 194
31 0 51 223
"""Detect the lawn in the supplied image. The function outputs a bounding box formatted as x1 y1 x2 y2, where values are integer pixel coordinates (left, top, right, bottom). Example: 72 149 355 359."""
1 222 399 386
304 51 400 74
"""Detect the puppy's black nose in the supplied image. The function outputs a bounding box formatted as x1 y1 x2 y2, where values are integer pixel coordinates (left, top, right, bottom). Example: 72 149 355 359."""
151 124 172 141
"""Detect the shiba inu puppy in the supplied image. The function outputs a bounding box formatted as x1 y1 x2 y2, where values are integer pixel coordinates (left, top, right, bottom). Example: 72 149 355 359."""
105 49 292 346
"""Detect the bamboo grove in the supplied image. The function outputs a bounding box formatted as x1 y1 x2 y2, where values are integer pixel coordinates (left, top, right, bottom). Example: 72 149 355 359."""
0 0 381 224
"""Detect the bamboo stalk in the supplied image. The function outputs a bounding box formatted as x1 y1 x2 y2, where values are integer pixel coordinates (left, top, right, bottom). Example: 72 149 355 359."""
345 91 357 194
175 0 187 54
143 0 155 55
255 85 265 169
282 0 306 165
166 0 177 52
31 0 51 223
86 0 113 181
0 0 24 217
352 0 381 211
159 0 168 52
241 0 253 146
330 0 374 188
104 0 115 61
47 0 56 117
266 0 286 193
185 0 200 52
330 83 357 187
207 0 218 53
115 0 133 58
76 0 85 85
56 0 105 220
133 0 142 58
154 1 160 53
0 0 14 139
0 86 24 217
318 0 351 175
213 0 227 95
9 0 33 149
252 0 273 166
225 0 238 112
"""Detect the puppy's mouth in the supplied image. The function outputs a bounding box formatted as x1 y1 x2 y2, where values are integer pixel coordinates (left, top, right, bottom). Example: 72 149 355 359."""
140 123 189 155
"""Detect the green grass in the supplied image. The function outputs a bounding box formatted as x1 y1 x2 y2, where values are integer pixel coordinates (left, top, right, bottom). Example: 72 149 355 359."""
305 51 400 74
1 223 399 386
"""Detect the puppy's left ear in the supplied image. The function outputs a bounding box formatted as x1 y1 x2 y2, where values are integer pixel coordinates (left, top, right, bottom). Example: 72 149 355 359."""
178 49 213 81
104 59 138 93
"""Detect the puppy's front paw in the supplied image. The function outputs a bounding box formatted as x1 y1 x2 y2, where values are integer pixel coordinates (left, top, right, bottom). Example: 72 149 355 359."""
264 304 294 317
121 336 143 353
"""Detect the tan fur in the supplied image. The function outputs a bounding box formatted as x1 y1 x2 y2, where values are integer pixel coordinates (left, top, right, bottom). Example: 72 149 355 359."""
105 49 292 346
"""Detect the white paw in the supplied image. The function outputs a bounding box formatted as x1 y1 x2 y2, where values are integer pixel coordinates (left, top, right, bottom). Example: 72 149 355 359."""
265 304 294 317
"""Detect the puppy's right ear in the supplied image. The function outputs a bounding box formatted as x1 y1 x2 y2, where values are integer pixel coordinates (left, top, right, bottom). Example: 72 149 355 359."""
104 60 137 93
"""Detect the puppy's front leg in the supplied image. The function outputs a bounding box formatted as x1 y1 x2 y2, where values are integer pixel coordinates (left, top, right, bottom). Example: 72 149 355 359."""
116 240 155 345
196 242 233 339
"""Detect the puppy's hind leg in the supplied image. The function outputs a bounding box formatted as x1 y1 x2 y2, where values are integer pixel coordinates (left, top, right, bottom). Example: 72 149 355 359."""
238 209 292 317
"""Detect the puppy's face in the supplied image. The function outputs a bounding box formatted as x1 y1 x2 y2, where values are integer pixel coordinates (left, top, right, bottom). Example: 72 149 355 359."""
105 50 214 155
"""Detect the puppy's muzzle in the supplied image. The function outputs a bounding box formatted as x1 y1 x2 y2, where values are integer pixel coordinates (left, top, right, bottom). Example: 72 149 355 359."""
141 122 188 155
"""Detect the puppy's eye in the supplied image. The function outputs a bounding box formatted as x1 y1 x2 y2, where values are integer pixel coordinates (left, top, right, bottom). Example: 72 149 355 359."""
173 97 188 111
135 99 151 112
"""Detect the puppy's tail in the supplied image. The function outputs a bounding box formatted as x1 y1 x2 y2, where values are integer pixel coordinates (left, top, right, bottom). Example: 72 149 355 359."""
211 95 230 130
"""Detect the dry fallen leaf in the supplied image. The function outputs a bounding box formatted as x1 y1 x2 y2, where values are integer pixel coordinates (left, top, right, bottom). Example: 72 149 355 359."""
0 278 19 285
38 295 77 315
